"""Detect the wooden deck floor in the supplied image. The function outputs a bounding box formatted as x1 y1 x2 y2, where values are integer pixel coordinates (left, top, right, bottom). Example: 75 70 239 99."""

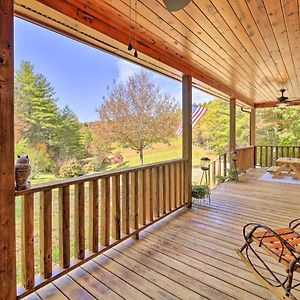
24 168 300 300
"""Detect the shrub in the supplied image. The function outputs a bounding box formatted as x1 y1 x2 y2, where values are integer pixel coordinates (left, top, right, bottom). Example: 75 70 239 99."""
59 158 83 178
82 161 95 173
15 140 54 176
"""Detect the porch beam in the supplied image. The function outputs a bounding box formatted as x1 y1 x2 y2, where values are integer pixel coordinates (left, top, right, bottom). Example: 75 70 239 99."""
182 75 192 208
0 0 16 298
229 97 236 153
250 108 256 146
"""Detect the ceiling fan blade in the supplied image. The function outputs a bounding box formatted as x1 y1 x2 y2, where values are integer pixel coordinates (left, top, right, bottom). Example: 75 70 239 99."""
162 0 192 11
287 98 300 102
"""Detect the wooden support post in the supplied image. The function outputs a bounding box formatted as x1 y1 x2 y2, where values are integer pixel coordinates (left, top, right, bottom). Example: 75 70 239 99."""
229 97 236 167
182 75 192 208
250 108 256 167
0 0 16 298
250 108 256 146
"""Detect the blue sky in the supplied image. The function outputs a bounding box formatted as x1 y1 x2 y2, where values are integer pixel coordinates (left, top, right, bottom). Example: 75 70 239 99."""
15 17 214 122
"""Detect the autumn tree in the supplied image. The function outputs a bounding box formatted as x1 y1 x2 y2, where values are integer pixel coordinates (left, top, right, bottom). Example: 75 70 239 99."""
96 71 178 165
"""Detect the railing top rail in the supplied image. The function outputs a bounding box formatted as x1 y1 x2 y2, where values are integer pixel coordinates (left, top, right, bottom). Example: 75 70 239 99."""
16 158 187 196
256 145 300 147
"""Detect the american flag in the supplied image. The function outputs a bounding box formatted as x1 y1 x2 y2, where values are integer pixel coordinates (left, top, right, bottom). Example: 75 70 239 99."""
176 105 207 135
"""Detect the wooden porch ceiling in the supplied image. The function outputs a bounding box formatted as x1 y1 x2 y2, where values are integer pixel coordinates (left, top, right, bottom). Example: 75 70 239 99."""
14 0 300 108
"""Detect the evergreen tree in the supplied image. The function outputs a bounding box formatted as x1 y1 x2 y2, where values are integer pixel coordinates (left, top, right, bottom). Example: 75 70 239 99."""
14 61 84 166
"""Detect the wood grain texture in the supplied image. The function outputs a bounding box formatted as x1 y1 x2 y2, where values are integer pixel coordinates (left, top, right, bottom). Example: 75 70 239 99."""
0 0 16 297
182 75 192 207
100 177 110 246
122 173 130 235
40 190 52 279
74 183 85 259
58 186 70 269
88 180 98 252
112 175 121 240
21 194 34 289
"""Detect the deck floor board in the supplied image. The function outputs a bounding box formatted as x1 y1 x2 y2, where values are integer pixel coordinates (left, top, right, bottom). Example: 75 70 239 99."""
25 169 300 299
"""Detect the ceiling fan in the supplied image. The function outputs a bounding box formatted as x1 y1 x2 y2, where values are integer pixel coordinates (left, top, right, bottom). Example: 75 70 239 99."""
162 0 192 12
276 89 300 108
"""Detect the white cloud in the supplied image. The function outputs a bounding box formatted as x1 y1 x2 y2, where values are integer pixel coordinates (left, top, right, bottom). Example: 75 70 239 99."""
116 59 215 107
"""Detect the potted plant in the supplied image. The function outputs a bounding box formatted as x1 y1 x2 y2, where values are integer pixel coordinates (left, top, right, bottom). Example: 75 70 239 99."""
192 184 210 199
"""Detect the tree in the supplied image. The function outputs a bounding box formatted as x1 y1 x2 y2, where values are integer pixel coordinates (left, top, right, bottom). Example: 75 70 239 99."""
194 98 250 154
96 71 178 165
15 61 59 146
14 61 85 167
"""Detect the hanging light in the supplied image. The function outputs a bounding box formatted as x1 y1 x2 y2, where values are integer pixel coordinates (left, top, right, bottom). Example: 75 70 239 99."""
127 0 133 51
133 0 138 58
278 102 287 109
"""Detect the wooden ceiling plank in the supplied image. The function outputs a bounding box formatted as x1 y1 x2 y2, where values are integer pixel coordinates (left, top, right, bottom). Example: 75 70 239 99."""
103 0 259 99
227 0 284 97
203 0 291 101
281 0 300 98
152 0 273 101
245 0 296 99
247 0 295 98
262 0 299 96
195 0 283 104
69 0 245 94
182 1 277 101
33 0 252 104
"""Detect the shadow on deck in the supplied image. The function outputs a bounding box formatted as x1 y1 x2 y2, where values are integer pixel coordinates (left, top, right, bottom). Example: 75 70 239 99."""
25 168 300 300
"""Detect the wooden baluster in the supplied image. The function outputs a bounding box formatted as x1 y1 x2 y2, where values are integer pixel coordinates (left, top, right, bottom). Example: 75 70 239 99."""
58 186 70 269
130 171 139 232
218 157 221 177
175 163 181 208
275 146 278 161
122 173 130 234
223 153 227 176
40 190 52 278
170 164 175 210
212 161 216 185
138 170 146 225
144 169 151 223
270 146 273 166
259 146 262 166
164 165 170 212
265 146 269 167
89 180 99 252
148 169 154 221
21 193 34 289
181 161 185 204
151 168 159 218
292 147 296 158
159 166 165 214
74 183 85 259
112 175 121 241
287 147 290 157
100 177 110 246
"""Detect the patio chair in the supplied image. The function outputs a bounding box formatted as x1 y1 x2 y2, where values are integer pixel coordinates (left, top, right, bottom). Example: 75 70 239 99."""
237 218 300 300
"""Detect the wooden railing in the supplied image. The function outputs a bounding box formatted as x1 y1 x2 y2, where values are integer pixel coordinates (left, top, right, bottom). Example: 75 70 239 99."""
16 158 187 298
236 146 255 173
206 146 256 187
256 145 300 167
207 153 228 187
